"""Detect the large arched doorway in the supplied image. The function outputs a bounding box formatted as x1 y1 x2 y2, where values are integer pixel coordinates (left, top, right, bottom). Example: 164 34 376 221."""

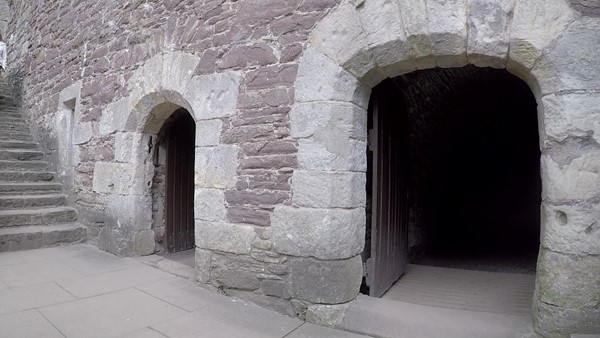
364 66 541 315
154 108 196 253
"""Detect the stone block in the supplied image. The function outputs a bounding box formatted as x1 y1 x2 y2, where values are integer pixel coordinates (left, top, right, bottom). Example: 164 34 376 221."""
297 138 367 172
541 93 600 145
293 170 366 208
290 102 367 141
72 122 92 145
466 0 515 68
534 299 600 337
114 132 148 164
195 145 239 189
305 303 350 327
92 162 147 195
185 72 241 121
536 248 600 309
542 152 600 202
225 289 296 317
195 221 256 255
210 254 262 291
288 255 362 304
271 206 365 260
195 248 212 283
508 0 574 75
99 97 135 135
162 51 200 94
260 280 290 299
106 194 153 232
194 188 226 222
541 202 600 255
426 0 468 67
532 17 600 95
128 54 163 107
195 119 222 147
309 2 375 79
295 46 371 110
227 207 271 227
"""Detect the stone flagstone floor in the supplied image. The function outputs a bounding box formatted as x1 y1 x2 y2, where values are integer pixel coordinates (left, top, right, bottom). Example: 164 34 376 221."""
0 244 368 338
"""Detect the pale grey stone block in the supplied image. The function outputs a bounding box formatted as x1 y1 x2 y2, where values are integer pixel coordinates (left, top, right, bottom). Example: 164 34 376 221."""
271 206 365 260
72 122 92 145
195 145 239 189
106 194 153 232
295 46 371 109
100 97 135 135
541 93 600 145
467 0 515 68
534 299 600 337
195 248 213 283
114 132 148 164
290 102 367 141
186 71 241 121
532 17 600 95
193 188 226 222
297 138 367 172
195 221 256 255
92 162 147 195
288 255 362 303
508 0 574 76
309 2 376 80
128 54 164 108
542 152 600 203
426 0 468 67
195 119 222 146
293 170 366 208
542 202 600 256
306 303 350 327
162 51 200 94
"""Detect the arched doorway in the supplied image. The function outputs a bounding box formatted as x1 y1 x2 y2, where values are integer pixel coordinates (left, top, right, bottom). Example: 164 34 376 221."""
155 108 196 253
364 66 541 314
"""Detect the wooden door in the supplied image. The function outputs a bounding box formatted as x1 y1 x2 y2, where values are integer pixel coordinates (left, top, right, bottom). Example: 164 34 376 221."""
366 80 410 297
165 109 196 253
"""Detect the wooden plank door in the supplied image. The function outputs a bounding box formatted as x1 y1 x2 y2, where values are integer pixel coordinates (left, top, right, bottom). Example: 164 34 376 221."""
366 81 410 297
165 109 196 253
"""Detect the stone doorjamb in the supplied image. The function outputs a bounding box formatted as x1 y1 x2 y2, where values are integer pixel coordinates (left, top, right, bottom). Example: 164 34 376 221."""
92 51 243 258
286 0 600 336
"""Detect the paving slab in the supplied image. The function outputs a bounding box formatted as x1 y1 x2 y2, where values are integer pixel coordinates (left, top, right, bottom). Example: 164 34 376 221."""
136 278 225 312
0 281 75 315
0 250 27 266
56 264 177 298
0 259 83 287
59 250 142 276
17 244 94 262
123 328 168 338
39 288 188 338
287 323 371 337
0 309 64 338
151 299 303 338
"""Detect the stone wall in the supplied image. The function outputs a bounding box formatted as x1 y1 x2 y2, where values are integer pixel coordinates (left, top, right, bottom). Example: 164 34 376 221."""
0 0 9 39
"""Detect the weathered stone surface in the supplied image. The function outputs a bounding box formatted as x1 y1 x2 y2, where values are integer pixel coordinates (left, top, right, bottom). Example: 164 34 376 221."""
306 303 350 327
227 207 271 227
536 248 600 310
466 0 515 67
225 289 296 316
128 54 163 106
260 280 290 299
309 2 375 80
297 138 367 172
288 255 362 304
100 97 135 135
218 43 277 69
185 72 241 121
210 253 263 291
290 102 367 141
532 17 600 94
541 202 600 255
195 221 256 255
162 51 200 94
72 122 92 145
294 46 371 109
195 248 212 283
534 298 600 337
194 145 239 189
293 170 366 208
106 194 153 232
114 132 147 164
92 162 146 195
509 0 574 75
271 206 365 260
195 120 222 147
541 93 600 145
542 152 600 202
194 188 225 222
426 0 468 67
225 190 289 206
569 0 600 17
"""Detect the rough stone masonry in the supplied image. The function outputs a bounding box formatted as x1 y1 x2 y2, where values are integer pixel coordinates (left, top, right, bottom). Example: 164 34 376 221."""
3 0 600 337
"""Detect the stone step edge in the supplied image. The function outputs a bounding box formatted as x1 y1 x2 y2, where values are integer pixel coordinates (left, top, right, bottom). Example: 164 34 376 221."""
0 222 87 252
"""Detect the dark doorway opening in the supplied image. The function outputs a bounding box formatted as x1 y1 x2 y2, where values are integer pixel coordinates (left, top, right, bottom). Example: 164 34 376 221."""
159 108 196 253
364 66 541 298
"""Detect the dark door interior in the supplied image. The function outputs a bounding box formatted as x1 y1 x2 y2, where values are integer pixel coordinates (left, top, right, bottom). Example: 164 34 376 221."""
366 79 410 297
164 109 196 253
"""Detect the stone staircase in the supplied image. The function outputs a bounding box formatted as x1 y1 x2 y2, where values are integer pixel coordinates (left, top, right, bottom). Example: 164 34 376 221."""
0 81 86 251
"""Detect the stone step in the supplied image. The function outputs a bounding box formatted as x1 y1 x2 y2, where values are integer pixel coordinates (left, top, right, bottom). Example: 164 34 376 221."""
0 182 62 195
0 160 48 171
0 222 86 251
0 149 44 161
0 115 25 122
0 134 33 141
0 171 54 182
0 207 78 227
0 194 68 210
0 126 30 134
0 140 38 149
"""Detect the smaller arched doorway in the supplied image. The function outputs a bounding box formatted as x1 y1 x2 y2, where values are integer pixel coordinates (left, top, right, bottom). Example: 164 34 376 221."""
155 108 196 253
